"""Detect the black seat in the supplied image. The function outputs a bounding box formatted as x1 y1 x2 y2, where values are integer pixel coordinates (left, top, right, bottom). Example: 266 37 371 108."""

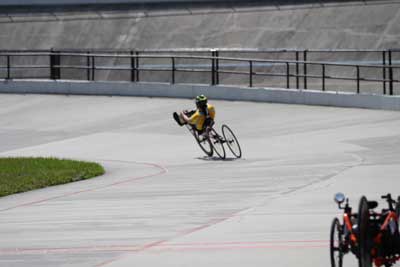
368 201 378 209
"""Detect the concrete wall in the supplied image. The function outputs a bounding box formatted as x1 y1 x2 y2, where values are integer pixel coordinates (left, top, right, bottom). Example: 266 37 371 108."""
0 0 241 5
0 1 399 50
1 80 399 110
1 1 399 108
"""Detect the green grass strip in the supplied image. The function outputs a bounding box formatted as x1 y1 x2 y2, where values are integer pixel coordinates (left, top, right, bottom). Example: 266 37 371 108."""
0 157 105 197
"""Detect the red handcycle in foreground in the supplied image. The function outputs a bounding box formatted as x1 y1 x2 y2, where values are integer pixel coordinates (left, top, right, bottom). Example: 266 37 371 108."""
331 193 400 267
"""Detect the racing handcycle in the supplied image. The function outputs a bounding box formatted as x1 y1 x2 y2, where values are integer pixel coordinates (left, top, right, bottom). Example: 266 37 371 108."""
177 111 242 160
358 193 400 267
185 122 242 160
330 192 360 267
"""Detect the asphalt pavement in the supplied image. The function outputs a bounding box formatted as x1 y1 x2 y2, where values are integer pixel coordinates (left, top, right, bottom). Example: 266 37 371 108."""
0 94 400 267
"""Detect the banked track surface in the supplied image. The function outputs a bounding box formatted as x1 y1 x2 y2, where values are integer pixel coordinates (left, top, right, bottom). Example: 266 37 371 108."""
0 94 400 267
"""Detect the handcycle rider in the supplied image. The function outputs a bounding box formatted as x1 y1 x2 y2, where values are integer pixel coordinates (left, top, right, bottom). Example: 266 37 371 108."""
173 95 215 139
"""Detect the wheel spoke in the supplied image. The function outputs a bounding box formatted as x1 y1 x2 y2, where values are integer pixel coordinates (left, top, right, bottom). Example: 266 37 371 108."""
210 128 225 159
193 131 212 157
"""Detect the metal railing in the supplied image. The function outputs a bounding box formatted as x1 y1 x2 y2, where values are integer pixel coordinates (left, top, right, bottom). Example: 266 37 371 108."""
0 50 399 95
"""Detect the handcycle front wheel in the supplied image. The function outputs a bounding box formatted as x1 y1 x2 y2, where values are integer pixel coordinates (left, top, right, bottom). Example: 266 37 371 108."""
209 128 226 159
187 125 213 157
221 124 242 158
330 217 344 267
358 196 373 267
396 200 400 226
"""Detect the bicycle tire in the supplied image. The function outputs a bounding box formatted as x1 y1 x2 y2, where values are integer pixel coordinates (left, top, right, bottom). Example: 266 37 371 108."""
221 124 242 158
187 125 213 157
330 217 344 267
209 128 226 159
395 199 400 256
358 196 372 267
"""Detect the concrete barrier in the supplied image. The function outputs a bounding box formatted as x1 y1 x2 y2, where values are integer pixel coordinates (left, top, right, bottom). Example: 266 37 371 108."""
0 0 245 5
1 79 400 111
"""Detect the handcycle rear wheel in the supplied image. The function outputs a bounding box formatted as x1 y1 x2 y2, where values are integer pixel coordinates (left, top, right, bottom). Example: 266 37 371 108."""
209 128 226 159
330 217 344 267
358 196 373 267
221 124 242 158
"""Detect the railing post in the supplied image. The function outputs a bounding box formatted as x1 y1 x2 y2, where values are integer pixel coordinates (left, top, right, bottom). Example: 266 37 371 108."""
171 57 175 84
6 55 10 80
389 49 393 95
322 64 325 91
215 50 219 85
303 50 308 90
50 51 54 79
56 51 61 79
211 51 216 85
135 51 140 82
91 56 95 81
249 61 253 87
286 62 290 89
383 50 386 95
50 50 61 80
86 52 90 81
50 50 56 80
296 51 299 89
356 65 360 94
130 50 135 82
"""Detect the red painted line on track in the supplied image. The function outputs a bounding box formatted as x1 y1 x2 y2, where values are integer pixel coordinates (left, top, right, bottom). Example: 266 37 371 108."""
0 245 141 255
95 257 122 267
0 160 168 212
93 239 172 266
94 208 247 267
152 244 328 252
0 240 329 256
161 240 329 246
154 240 328 251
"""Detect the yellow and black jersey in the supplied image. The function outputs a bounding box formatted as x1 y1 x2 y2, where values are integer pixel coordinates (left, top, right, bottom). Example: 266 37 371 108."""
188 104 215 131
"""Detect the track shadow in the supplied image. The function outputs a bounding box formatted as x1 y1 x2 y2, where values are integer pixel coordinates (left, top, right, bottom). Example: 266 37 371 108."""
196 156 241 161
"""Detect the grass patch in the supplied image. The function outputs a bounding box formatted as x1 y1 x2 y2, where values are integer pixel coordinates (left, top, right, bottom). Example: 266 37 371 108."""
0 157 105 197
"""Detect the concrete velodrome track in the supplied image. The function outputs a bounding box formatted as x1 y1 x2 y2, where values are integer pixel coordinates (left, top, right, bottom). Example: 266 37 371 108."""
1 93 400 267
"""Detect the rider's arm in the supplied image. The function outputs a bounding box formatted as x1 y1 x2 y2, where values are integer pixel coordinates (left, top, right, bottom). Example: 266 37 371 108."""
180 112 190 123
180 111 197 124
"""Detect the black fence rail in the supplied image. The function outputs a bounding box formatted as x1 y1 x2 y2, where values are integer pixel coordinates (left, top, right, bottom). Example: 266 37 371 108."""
0 50 399 95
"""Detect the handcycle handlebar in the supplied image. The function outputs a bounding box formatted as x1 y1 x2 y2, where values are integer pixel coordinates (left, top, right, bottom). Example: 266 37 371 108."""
381 193 393 201
381 193 396 211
